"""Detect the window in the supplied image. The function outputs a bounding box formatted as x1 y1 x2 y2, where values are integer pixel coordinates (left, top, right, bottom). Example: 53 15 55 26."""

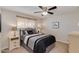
17 16 36 29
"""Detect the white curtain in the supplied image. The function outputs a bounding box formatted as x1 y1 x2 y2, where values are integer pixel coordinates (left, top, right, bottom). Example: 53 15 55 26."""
17 17 36 29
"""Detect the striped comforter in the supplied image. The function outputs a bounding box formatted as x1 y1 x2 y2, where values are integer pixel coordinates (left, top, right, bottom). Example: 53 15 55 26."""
23 33 56 53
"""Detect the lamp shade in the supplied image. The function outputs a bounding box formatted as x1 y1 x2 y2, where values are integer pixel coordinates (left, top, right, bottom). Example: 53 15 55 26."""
11 26 17 31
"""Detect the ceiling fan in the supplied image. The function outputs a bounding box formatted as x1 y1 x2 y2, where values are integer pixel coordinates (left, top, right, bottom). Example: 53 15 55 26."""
34 6 57 16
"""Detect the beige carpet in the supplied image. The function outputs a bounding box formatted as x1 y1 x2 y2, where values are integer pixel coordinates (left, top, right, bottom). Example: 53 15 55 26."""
10 41 68 53
49 41 68 53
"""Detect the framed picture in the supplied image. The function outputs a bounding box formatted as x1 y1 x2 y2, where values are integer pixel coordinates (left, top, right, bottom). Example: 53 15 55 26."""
52 21 59 29
0 14 1 32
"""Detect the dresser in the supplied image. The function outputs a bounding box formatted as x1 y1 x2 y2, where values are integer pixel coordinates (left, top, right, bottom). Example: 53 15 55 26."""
8 36 20 51
68 31 79 53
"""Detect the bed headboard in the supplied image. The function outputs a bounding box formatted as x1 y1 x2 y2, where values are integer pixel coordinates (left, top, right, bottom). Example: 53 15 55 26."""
20 28 38 38
20 28 38 40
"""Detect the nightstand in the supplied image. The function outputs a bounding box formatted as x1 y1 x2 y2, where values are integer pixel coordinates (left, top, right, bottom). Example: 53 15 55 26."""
8 36 20 51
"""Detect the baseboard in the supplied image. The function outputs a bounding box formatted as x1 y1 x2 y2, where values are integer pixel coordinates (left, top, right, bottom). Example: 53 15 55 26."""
56 40 69 44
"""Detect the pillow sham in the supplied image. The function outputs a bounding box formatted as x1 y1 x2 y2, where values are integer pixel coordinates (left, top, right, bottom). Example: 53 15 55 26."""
27 30 34 34
27 29 37 34
22 30 28 35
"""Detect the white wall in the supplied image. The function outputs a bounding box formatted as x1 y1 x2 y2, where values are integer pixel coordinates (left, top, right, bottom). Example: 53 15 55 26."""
1 9 17 49
42 12 79 43
0 8 40 50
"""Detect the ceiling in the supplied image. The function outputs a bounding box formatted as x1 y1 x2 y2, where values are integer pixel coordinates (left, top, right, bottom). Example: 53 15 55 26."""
0 6 79 19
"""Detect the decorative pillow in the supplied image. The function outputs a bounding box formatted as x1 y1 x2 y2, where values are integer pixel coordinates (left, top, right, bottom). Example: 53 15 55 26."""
27 29 38 34
33 29 38 34
27 30 34 34
25 30 28 34
22 30 28 35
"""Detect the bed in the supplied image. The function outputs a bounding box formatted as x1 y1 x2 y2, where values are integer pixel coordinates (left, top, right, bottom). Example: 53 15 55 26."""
20 28 56 53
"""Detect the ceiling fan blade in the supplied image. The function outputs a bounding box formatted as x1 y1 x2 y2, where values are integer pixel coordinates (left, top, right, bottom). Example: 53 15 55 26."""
48 12 54 14
34 11 42 13
38 6 43 10
48 6 57 10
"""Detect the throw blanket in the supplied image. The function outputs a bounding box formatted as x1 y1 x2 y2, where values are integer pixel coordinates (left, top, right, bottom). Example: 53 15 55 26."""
23 33 56 53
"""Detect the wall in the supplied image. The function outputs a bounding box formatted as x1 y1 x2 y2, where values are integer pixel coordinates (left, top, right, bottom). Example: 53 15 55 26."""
1 9 17 49
0 9 2 52
0 8 40 50
42 12 79 43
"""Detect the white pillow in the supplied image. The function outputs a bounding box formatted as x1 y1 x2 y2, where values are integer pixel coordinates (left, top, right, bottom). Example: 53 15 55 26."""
25 30 28 35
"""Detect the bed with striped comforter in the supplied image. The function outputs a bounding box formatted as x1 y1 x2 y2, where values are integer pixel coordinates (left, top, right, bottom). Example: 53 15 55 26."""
22 33 56 53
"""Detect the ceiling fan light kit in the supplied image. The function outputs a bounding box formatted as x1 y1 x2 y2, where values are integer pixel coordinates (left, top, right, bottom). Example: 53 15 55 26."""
34 6 57 16
42 11 48 15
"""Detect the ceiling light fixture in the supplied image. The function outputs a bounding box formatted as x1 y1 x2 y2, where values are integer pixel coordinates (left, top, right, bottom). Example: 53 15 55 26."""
42 11 48 16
